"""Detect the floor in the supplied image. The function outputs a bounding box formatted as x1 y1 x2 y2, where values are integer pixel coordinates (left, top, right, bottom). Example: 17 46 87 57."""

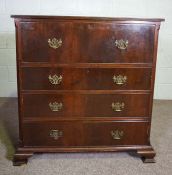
0 98 172 175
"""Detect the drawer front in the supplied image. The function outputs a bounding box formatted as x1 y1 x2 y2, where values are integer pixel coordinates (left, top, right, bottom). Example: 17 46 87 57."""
73 23 155 63
20 22 73 62
22 94 150 118
20 22 155 63
23 121 149 146
21 67 152 90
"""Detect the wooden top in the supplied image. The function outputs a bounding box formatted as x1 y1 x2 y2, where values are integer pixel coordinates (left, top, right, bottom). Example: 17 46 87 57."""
11 15 165 22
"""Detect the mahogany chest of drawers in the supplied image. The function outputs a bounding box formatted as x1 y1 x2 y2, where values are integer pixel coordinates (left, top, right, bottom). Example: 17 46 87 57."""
11 15 164 165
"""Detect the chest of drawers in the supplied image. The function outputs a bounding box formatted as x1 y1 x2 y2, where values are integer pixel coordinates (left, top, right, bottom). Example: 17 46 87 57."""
11 15 164 165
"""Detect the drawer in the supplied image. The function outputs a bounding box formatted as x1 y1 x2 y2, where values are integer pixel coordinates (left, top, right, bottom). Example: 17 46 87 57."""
20 22 73 62
21 67 152 90
20 22 155 63
23 121 149 146
22 93 150 118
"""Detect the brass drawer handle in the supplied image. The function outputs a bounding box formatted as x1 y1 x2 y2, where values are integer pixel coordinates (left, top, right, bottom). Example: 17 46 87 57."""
49 102 63 112
48 38 62 49
112 102 125 112
113 75 127 85
115 39 128 50
111 130 124 140
50 129 63 140
48 74 62 85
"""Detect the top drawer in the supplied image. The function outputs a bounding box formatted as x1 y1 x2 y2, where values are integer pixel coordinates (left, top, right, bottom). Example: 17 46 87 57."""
19 22 155 63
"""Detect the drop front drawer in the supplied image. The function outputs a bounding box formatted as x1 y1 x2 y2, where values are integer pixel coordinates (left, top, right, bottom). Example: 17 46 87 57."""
22 93 150 118
23 121 149 147
20 22 155 63
21 67 152 90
